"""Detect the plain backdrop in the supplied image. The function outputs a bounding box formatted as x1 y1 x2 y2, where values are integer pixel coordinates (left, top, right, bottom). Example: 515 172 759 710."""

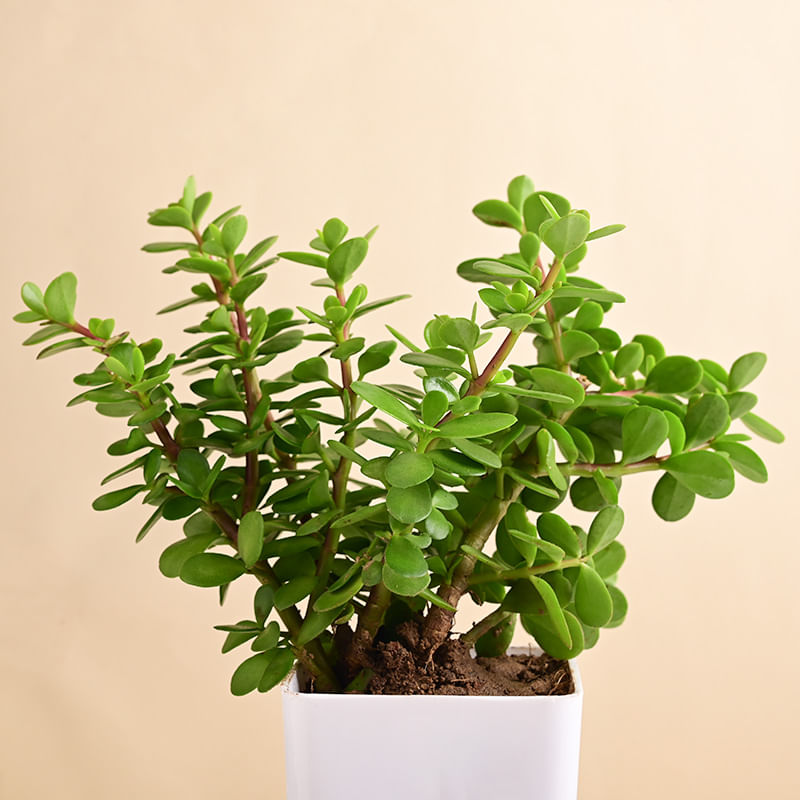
1 1 798 798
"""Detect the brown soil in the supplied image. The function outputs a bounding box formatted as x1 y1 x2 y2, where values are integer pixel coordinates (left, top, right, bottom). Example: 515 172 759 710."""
348 621 574 697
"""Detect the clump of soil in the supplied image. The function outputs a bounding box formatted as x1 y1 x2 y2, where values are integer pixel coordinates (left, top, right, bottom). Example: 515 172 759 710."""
358 621 573 697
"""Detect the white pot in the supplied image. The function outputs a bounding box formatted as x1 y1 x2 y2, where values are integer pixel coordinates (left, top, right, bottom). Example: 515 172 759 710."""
281 647 583 800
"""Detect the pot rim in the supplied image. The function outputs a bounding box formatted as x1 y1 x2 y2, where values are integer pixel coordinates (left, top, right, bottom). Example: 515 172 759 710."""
282 645 582 700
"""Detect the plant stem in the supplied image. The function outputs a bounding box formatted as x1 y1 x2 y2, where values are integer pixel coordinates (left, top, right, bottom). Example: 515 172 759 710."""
345 581 392 674
461 609 512 644
421 484 524 649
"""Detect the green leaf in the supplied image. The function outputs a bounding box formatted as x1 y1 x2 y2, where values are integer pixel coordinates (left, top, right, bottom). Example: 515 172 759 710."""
331 338 365 360
92 484 145 511
507 175 535 210
472 199 523 231
141 241 195 253
386 484 432 524
645 356 703 394
522 610 584 660
537 512 579 558
21 282 47 315
327 237 368 284
400 352 472 378
652 473 696 521
437 412 516 439
585 223 625 241
560 330 599 362
684 394 730 448
664 451 735 498
279 250 328 268
257 649 296 692
522 191 570 234
712 442 768 483
382 562 430 596
159 533 217 578
529 367 585 408
451 437 502 469
542 213 591 258
593 541 626 579
238 511 264 568
385 453 434 488
273 576 318 610
614 342 644 377
251 621 281 652
622 406 669 463
575 565 613 627
231 653 271 696
222 215 248 255
148 206 194 229
385 536 428 578
530 576 571 648
322 218 349 250
421 390 449 426
176 450 210 489
728 352 767 392
587 505 624 553
292 357 329 383
43 272 77 324
296 609 340 645
725 391 757 420
175 257 231 281
664 410 686 455
741 412 784 444
180 554 246 587
37 338 87 359
351 381 418 428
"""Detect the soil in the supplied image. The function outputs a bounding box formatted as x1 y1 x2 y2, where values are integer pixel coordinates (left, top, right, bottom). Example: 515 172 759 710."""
336 621 574 697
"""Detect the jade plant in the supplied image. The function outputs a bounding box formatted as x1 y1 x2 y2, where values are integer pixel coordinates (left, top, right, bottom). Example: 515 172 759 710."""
15 176 783 695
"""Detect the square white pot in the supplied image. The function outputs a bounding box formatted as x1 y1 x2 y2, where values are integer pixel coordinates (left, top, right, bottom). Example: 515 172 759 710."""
281 647 583 800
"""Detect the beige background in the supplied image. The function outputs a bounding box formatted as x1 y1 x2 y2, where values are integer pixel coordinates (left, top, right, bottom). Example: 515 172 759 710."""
1 1 798 798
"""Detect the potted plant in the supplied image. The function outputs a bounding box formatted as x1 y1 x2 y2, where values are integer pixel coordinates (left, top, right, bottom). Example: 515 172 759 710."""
15 175 782 799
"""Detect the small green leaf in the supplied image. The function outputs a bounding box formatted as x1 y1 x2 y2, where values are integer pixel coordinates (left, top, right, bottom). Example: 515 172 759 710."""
575 565 613 627
614 342 644 377
664 451 735 498
386 484 432 524
92 484 145 511
273 576 317 610
585 224 625 241
292 357 329 383
385 536 428 578
296 609 340 645
180 554 246 587
587 505 624 553
385 452 434 488
652 473 696 521
238 511 264 568
728 352 767 392
21 282 47 315
712 442 768 483
351 381 418 428
529 367 585 408
159 533 217 578
43 272 77 324
684 394 730 448
622 406 669 463
437 413 516 439
231 653 271 696
542 213 591 258
148 206 194 229
560 330 599 362
530 576 571 648
222 215 248 255
472 199 523 231
523 192 571 235
327 237 368 284
381 562 430 596
507 175 535 210
257 648 295 692
741 412 784 444
645 356 703 394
